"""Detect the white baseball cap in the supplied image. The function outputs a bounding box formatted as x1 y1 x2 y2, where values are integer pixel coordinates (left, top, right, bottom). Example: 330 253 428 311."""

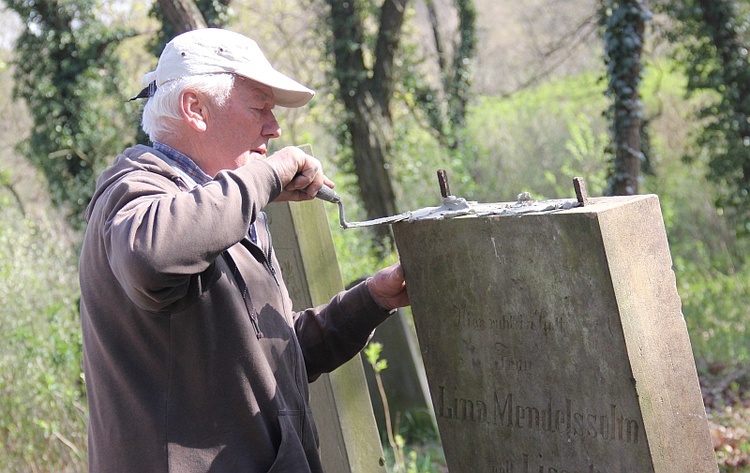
139 28 314 108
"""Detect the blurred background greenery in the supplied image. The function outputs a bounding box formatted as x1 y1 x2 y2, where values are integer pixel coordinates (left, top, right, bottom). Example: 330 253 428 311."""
1 0 749 471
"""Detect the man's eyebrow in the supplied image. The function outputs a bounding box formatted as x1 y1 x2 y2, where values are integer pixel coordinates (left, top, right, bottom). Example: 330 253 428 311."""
246 89 275 107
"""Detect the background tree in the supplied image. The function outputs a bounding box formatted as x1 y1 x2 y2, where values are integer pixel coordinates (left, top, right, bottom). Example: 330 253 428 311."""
149 0 232 52
656 0 750 239
600 0 651 195
3 0 133 230
316 0 477 252
419 0 477 152
320 0 407 251
157 0 208 34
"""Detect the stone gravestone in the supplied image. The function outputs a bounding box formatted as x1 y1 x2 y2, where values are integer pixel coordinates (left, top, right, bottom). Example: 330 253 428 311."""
266 200 386 473
392 194 717 473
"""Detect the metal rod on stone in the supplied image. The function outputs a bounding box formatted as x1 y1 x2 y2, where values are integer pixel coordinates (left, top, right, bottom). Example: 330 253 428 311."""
437 169 451 199
573 177 589 206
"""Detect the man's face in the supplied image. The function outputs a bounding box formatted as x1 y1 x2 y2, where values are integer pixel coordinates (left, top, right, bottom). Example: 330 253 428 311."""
204 77 281 172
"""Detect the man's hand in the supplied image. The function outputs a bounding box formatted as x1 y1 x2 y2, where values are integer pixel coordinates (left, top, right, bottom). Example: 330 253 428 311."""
367 262 410 311
265 146 335 202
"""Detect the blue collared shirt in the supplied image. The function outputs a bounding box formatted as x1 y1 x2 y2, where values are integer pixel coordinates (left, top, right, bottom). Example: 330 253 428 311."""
152 141 258 243
153 141 212 186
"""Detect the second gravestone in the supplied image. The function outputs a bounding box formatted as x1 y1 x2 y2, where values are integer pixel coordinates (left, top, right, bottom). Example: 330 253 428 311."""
393 194 716 473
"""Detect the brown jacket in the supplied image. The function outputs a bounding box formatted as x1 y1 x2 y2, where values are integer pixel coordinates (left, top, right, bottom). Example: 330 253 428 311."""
79 146 391 472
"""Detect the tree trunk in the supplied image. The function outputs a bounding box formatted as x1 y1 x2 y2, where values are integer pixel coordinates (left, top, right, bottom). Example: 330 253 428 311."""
157 0 207 34
605 0 648 196
326 0 408 251
349 93 399 221
611 114 643 195
323 0 475 252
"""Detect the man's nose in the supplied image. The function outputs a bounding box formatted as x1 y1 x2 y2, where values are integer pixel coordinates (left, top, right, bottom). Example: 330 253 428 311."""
263 112 281 138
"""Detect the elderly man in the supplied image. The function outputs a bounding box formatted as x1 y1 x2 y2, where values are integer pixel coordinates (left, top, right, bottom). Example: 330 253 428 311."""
79 28 409 472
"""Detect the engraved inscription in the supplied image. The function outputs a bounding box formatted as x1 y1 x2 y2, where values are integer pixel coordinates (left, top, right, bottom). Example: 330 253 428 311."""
436 386 640 445
492 454 604 473
457 310 566 336
494 393 639 444
494 344 534 372
495 355 534 373
437 386 488 422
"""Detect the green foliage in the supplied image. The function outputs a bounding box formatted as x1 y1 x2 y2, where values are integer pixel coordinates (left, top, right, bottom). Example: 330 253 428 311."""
656 0 750 237
465 71 611 202
382 440 446 473
0 204 85 472
639 67 750 368
364 341 388 373
389 108 478 209
679 264 750 366
0 167 26 214
654 149 750 366
4 0 135 230
398 0 477 151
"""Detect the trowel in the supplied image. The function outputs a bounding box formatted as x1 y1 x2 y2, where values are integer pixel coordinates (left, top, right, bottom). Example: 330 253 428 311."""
297 142 414 228
315 170 587 229
314 183 411 228
297 146 588 228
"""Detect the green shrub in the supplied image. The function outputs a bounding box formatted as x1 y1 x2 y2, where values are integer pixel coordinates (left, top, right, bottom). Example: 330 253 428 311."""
0 200 85 472
676 256 750 367
464 71 611 202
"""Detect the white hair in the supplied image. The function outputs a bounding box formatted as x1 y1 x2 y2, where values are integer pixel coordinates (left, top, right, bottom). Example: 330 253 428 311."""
141 73 236 142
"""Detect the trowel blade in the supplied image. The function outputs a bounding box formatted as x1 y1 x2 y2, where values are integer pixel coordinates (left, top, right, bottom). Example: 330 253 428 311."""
340 211 410 228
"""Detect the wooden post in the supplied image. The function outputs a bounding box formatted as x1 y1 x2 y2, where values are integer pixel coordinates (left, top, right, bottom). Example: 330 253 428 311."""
266 200 386 473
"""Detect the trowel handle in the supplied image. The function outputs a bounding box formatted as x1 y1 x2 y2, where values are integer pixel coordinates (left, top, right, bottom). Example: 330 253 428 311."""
315 184 340 203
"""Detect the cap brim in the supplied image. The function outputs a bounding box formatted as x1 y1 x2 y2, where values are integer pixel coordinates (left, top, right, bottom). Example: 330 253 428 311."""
234 65 314 108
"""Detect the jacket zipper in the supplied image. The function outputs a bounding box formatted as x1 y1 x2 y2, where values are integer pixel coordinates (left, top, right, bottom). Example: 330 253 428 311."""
239 280 264 340
223 248 264 340
246 292 263 339
261 214 309 444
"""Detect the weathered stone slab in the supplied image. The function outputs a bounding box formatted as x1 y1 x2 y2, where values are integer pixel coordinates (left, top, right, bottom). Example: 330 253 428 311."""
392 195 716 473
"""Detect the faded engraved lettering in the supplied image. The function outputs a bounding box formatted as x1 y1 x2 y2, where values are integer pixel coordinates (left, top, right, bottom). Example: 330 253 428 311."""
436 386 640 445
437 386 488 422
459 310 566 335
493 349 534 373
491 453 604 473
494 393 639 444
521 452 605 473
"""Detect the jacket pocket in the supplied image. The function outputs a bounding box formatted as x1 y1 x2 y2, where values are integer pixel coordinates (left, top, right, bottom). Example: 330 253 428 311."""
266 411 321 473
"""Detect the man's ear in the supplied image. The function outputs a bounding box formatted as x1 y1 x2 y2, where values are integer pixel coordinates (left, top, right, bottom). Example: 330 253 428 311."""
180 90 208 132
